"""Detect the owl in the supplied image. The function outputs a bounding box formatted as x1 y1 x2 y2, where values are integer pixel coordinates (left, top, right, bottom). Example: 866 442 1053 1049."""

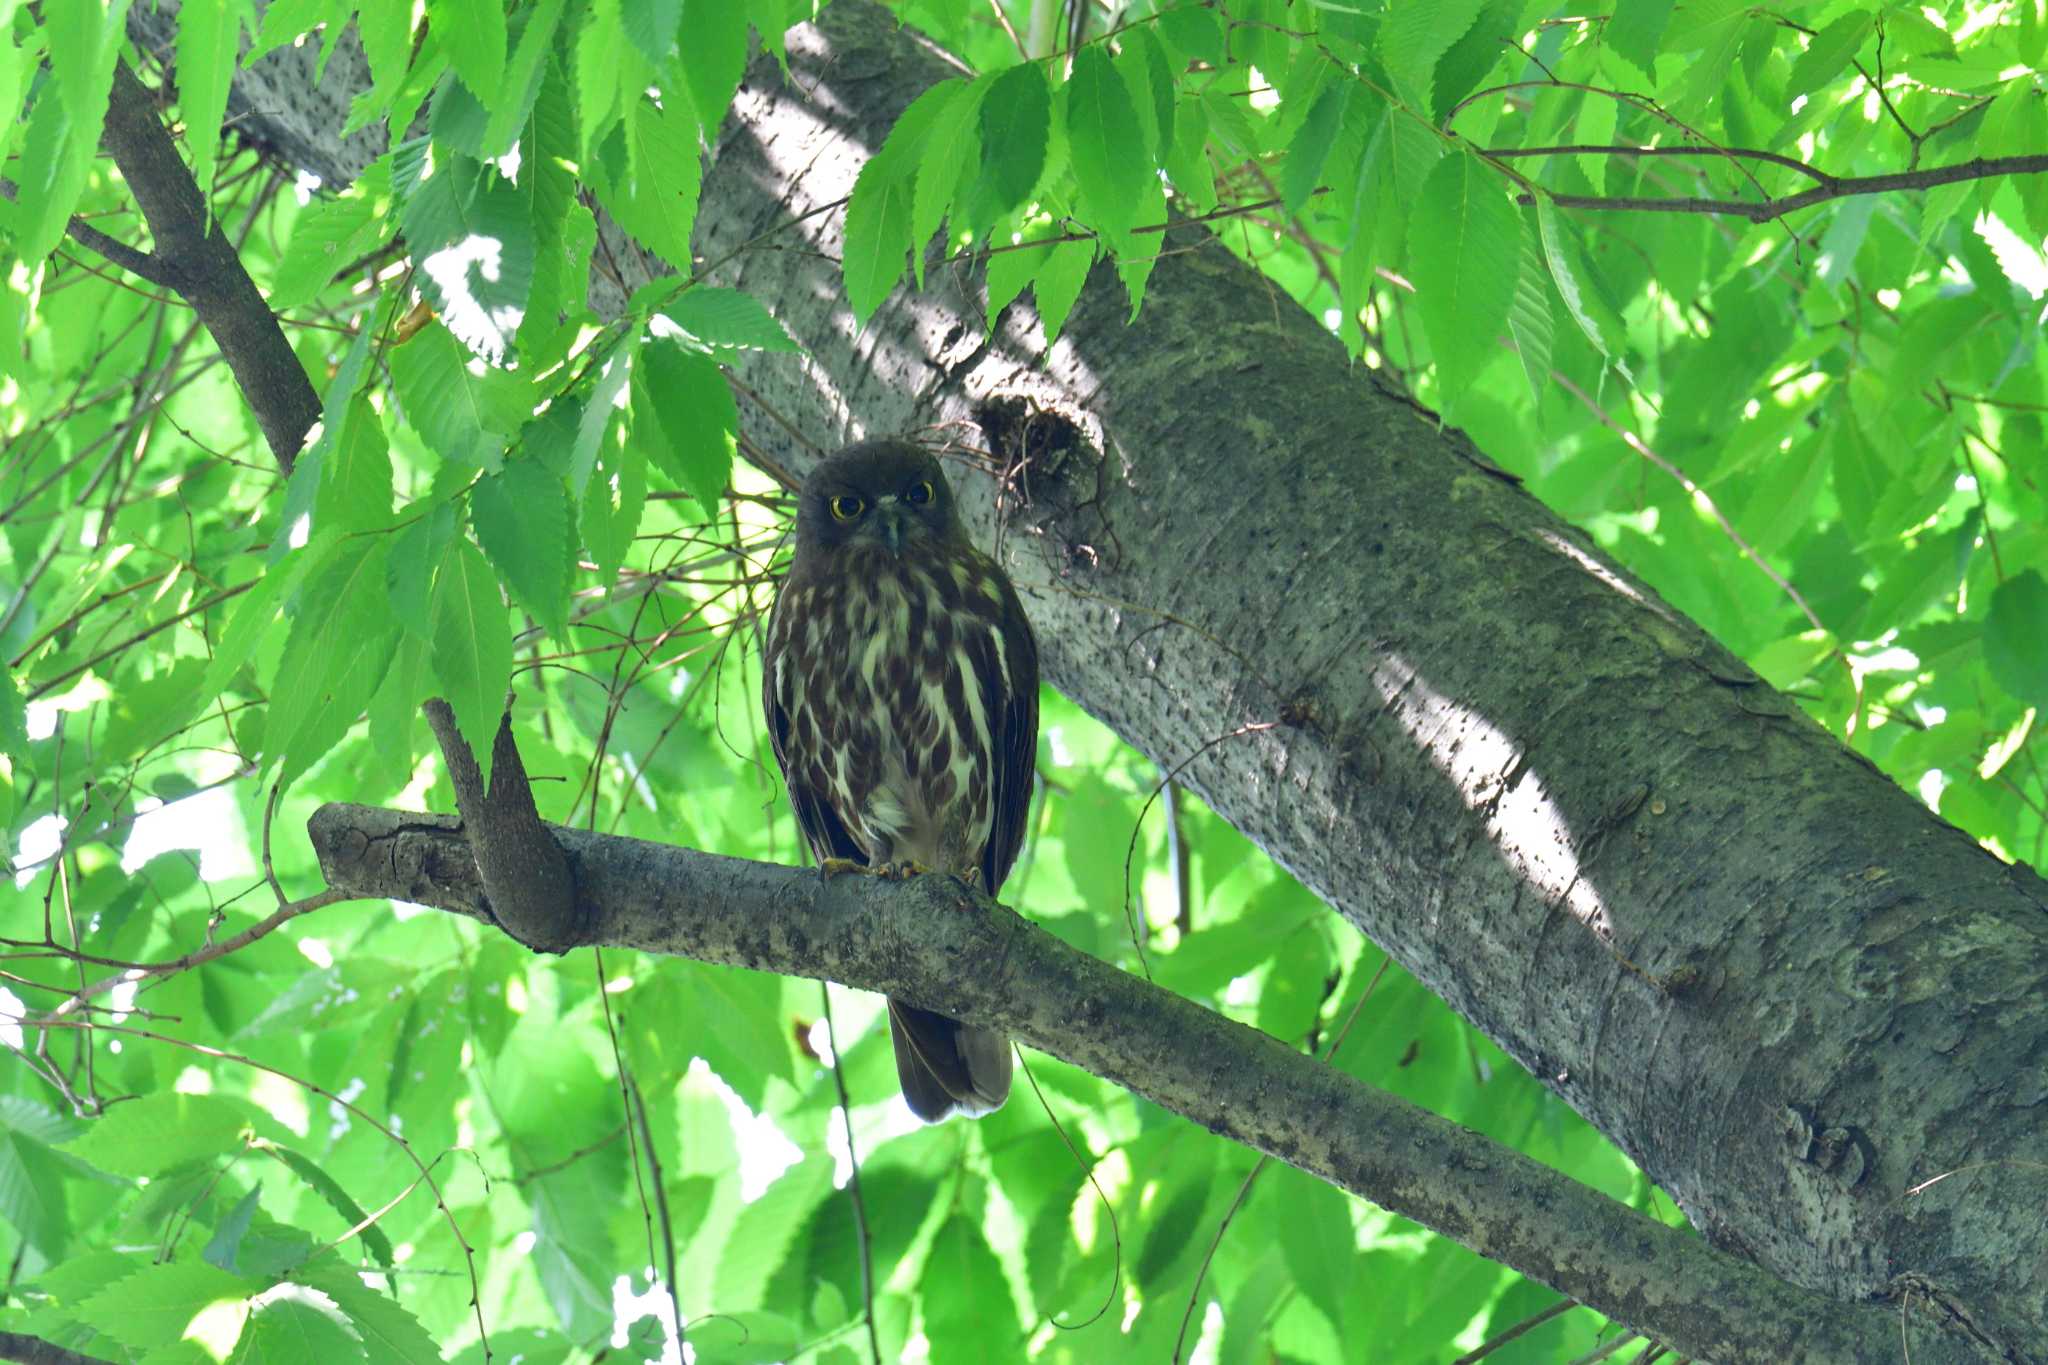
762 439 1040 1120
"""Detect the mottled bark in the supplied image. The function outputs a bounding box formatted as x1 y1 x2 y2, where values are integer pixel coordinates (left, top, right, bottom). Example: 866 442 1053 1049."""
129 1 2048 1358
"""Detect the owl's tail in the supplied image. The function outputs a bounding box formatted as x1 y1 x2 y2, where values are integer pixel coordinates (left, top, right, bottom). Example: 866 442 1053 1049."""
887 999 1013 1121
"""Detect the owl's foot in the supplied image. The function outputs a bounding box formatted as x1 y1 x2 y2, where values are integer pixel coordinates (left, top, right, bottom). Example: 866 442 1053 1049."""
875 859 935 880
817 856 873 881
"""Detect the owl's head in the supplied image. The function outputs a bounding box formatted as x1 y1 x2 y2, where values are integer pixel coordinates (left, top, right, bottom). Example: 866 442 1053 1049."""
795 439 962 558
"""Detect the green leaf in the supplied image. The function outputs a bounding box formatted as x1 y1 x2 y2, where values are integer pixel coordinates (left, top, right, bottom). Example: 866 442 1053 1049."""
428 538 513 786
234 1289 368 1363
428 0 505 99
1408 151 1521 408
478 0 565 158
1281 81 1348 216
579 434 647 582
1506 218 1554 408
1032 238 1096 345
1608 0 1675 79
1157 6 1225 65
843 81 963 323
176 0 254 213
662 287 801 352
620 0 681 66
920 1215 1021 1364
913 76 986 285
1065 46 1148 247
317 396 396 532
472 458 574 634
299 1262 442 1364
14 1 129 262
680 0 749 132
0 665 26 762
634 339 736 515
973 64 1051 221
388 323 530 469
263 1148 394 1271
264 538 403 788
387 502 456 640
1379 0 1485 115
75 1261 255 1355
590 90 703 275
203 1186 262 1274
271 185 387 312
1985 571 2048 705
62 1094 251 1178
401 156 538 361
1272 1163 1356 1337
1787 12 1874 101
0 1100 75 1257
1535 191 1627 367
715 1157 833 1307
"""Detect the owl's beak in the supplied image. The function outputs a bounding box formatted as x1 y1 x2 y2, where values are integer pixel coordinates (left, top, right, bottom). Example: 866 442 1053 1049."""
875 500 907 556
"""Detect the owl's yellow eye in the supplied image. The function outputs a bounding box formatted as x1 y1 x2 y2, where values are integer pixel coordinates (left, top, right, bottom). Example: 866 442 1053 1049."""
905 480 934 506
829 494 865 522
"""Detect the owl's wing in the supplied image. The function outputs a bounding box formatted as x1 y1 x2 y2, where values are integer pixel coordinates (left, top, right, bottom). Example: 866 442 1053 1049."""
977 572 1040 895
764 620 868 869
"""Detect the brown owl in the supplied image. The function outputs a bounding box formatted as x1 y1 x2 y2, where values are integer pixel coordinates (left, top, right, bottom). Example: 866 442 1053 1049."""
762 439 1040 1120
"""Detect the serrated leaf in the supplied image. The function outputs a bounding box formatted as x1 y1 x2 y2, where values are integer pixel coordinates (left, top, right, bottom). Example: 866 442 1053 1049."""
1032 238 1096 344
388 502 456 640
1379 0 1485 114
1506 219 1554 407
589 91 703 274
298 1262 442 1364
264 1148 394 1270
1787 12 1873 101
571 335 639 495
271 189 385 312
1409 152 1520 407
680 0 748 132
62 1094 251 1178
428 0 505 99
921 1216 1020 1364
265 538 404 788
1281 81 1348 216
1535 191 1626 365
402 157 538 362
620 0 681 66
472 458 574 634
912 77 985 285
429 538 513 786
580 436 647 582
204 1186 262 1273
715 1157 832 1307
0 665 26 761
15 2 128 263
633 340 735 515
0 1115 70 1257
1608 0 1675 79
317 396 395 532
234 1289 367 1363
662 288 800 352
1157 6 1224 65
177 0 253 213
388 323 530 468
1065 46 1148 247
843 81 963 322
76 1261 255 1354
478 0 565 158
1985 571 2048 705
974 64 1050 220
984 230 1053 327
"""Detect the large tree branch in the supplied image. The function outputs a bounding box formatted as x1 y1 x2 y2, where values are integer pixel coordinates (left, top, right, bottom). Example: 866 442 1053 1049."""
305 800 1959 1365
97 59 320 471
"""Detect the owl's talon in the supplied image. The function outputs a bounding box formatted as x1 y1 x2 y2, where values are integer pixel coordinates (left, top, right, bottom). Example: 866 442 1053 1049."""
817 856 872 881
877 859 935 880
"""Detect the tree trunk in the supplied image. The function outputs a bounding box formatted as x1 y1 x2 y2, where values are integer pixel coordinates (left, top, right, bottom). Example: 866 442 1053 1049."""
134 2 2048 1358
